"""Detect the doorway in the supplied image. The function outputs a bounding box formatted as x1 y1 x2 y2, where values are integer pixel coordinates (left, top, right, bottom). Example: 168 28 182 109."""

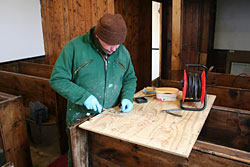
152 1 162 80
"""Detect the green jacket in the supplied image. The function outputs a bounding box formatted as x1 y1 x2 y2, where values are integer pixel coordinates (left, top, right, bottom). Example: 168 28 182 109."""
50 27 137 126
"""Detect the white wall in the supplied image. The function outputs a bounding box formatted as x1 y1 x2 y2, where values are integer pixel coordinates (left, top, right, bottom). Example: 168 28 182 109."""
0 0 45 63
152 2 161 80
230 62 250 75
214 0 250 51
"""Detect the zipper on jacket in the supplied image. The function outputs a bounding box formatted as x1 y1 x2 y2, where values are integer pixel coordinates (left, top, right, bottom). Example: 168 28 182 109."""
74 60 93 74
115 60 126 71
102 55 108 108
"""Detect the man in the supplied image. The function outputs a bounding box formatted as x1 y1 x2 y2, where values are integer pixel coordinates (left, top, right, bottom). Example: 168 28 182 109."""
49 13 137 166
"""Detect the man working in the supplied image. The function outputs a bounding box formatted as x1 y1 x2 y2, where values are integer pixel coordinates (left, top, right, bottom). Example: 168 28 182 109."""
49 13 137 166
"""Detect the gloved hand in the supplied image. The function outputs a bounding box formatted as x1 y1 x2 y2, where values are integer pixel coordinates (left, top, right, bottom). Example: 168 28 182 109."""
120 99 133 113
83 95 102 113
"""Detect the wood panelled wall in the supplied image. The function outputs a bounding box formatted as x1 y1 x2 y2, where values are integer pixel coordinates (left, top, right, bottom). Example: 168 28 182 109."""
161 0 172 79
182 0 201 67
41 0 152 90
40 0 114 65
161 0 212 79
115 0 152 91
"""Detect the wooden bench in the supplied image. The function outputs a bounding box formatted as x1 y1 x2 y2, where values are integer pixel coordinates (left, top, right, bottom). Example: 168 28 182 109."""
68 107 250 167
0 92 32 167
0 61 68 154
159 79 250 111
165 70 250 90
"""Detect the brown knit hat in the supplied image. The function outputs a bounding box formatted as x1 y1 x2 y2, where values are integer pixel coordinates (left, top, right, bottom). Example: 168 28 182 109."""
94 13 127 45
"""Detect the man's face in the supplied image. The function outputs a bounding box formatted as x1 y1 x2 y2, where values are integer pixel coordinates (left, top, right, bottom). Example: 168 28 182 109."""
97 36 120 55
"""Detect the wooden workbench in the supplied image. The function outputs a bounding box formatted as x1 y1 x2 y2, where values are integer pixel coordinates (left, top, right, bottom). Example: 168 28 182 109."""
79 91 216 158
72 92 244 166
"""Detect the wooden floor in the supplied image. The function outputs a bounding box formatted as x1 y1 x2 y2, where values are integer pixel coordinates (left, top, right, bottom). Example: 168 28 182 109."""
28 123 61 167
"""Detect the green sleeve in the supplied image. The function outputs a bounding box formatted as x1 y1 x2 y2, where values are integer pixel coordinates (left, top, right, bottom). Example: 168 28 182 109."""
49 43 91 105
121 52 137 102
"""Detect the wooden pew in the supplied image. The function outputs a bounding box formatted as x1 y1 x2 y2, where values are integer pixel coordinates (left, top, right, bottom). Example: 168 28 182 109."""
0 92 32 167
206 72 250 89
160 80 250 111
0 61 53 78
167 70 250 89
199 106 250 152
0 61 68 154
0 70 56 116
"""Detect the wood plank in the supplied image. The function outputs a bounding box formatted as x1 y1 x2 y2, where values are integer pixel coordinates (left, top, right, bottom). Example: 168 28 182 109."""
0 62 19 73
107 0 115 14
0 95 32 167
68 119 89 167
0 61 53 79
182 0 201 66
199 0 211 65
91 154 121 167
0 70 56 113
206 86 250 111
56 93 68 154
172 0 183 71
207 72 250 89
194 141 250 164
199 105 250 152
79 91 215 158
200 53 208 65
160 79 250 110
165 70 250 90
89 132 250 167
18 62 53 79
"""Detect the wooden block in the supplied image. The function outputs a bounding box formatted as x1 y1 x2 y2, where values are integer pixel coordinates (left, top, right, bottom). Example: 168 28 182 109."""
79 91 216 158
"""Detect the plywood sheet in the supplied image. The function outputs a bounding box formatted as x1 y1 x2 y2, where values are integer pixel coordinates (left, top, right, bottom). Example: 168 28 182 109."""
79 91 216 158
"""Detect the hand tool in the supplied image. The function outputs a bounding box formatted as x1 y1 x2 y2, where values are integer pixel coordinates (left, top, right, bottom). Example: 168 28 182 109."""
162 109 182 117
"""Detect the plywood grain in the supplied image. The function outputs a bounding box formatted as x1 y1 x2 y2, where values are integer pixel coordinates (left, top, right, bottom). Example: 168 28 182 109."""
79 91 216 158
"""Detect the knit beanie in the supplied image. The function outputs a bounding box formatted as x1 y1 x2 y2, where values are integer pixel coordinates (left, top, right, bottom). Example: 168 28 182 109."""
94 13 127 45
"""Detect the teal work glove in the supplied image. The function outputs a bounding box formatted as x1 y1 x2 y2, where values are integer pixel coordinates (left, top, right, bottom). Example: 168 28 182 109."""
120 99 133 113
83 95 102 113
